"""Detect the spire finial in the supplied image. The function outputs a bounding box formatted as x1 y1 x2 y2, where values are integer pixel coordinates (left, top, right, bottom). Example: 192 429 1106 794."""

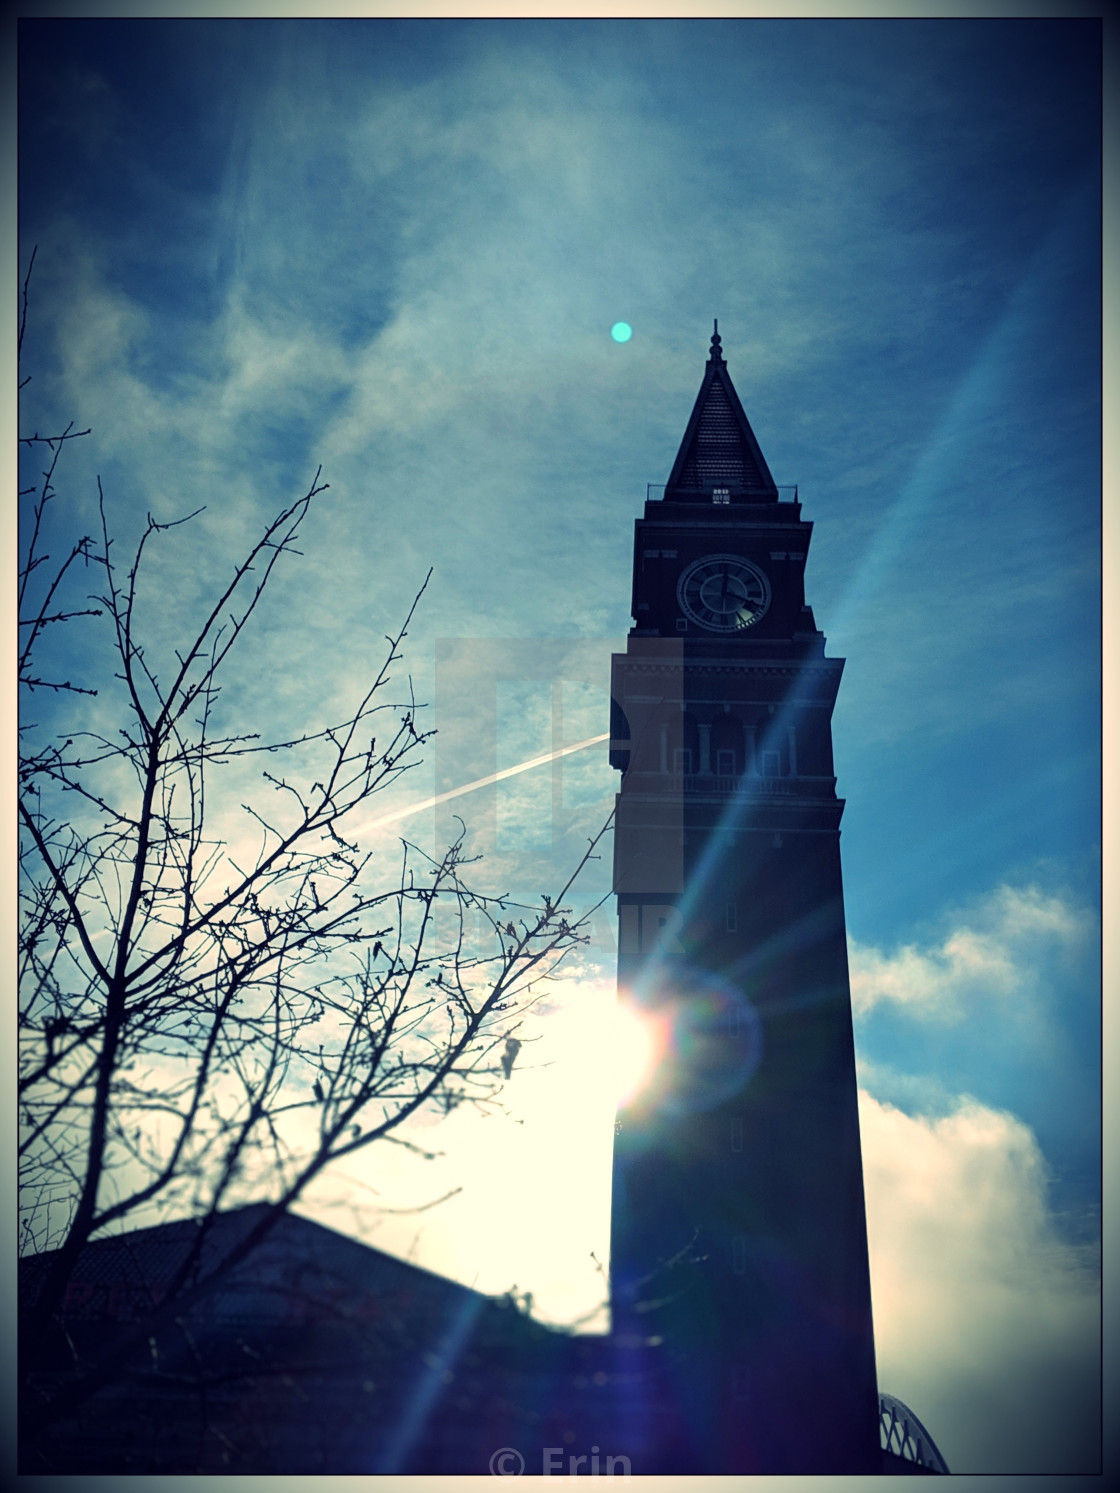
708 319 724 363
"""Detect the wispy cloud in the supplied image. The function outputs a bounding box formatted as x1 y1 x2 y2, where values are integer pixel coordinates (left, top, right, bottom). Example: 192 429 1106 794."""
849 883 1095 1022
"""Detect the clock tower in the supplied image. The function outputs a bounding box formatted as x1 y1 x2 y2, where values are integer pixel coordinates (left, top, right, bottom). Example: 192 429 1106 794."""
608 326 880 1473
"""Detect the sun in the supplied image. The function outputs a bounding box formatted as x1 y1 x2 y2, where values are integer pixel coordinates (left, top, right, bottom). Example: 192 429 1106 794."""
611 998 664 1108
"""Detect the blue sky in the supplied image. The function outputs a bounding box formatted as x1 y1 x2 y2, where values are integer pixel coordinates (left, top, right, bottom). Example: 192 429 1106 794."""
18 15 1102 1477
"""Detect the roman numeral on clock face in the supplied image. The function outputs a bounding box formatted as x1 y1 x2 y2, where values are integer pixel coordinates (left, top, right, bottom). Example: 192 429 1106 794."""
677 554 771 633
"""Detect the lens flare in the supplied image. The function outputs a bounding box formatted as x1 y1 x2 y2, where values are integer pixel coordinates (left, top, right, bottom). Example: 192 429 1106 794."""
657 973 762 1114
616 969 763 1117
610 322 633 343
612 999 664 1107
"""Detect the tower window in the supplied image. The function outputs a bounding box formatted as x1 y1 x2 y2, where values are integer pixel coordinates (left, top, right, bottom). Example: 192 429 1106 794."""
672 747 693 775
725 901 737 932
716 748 736 776
675 618 688 632
712 487 730 505
760 749 781 777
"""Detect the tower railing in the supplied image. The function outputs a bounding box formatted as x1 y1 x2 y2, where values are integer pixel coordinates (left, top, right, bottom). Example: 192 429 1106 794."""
623 771 837 799
646 483 799 503
697 773 791 796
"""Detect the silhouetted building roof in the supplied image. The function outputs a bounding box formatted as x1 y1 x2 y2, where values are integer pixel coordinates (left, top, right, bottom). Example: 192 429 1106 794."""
20 1206 946 1475
20 1205 622 1475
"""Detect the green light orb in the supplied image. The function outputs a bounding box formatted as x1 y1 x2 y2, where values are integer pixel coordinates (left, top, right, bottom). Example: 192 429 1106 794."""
611 322 633 343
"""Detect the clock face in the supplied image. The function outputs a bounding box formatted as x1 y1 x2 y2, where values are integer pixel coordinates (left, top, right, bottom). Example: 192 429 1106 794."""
677 554 771 633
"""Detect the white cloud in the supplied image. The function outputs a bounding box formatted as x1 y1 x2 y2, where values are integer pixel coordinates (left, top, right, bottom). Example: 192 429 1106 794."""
860 1090 1099 1473
849 883 1095 1021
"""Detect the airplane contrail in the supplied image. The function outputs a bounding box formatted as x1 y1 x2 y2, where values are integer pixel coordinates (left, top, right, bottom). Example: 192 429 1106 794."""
366 733 610 829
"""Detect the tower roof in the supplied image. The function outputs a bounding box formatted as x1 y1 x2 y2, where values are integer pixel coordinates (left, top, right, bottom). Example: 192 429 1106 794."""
663 323 778 501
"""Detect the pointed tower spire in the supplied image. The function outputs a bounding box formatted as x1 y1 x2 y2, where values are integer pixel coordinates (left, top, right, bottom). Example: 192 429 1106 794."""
663 324 778 501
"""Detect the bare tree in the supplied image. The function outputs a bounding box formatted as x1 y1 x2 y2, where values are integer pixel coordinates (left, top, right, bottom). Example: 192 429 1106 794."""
17 260 609 1442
